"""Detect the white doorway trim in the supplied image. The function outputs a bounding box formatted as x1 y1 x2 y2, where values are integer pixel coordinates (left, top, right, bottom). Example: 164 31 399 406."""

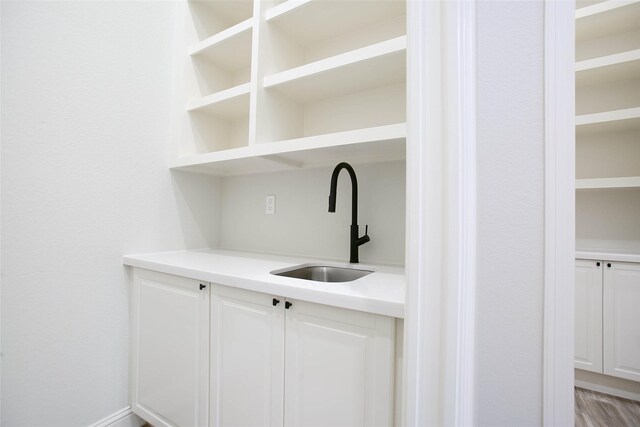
543 1 575 426
404 1 476 425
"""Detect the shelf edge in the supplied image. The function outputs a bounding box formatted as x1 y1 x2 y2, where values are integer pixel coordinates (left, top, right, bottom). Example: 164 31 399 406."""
263 36 407 89
265 0 314 22
576 176 640 189
576 107 640 125
575 49 640 72
575 0 639 19
186 83 251 112
189 17 253 57
171 123 406 170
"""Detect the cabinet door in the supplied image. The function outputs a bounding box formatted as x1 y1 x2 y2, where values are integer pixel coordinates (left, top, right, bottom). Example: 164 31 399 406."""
604 261 640 382
284 300 395 427
131 269 209 427
574 259 603 373
210 285 285 427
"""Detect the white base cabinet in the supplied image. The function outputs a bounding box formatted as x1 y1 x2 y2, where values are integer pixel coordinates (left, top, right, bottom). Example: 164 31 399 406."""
574 259 603 373
130 269 397 427
604 261 640 382
209 285 396 427
575 259 640 383
130 269 210 427
210 285 285 427
284 299 395 427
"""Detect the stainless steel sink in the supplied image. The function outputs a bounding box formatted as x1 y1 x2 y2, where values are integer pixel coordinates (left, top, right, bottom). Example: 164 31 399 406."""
270 264 373 283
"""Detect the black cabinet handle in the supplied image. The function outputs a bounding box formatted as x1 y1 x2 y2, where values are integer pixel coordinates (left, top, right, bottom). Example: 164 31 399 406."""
285 301 293 309
199 283 206 290
272 298 280 306
596 262 601 267
607 263 612 268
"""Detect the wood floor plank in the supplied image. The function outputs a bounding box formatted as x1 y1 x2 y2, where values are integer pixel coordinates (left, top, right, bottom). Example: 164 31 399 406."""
575 387 640 427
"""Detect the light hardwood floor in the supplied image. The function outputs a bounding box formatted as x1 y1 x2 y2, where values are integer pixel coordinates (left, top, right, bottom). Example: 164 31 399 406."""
575 387 640 427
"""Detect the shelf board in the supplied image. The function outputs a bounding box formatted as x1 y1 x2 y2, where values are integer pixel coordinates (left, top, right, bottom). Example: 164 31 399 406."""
576 107 640 134
263 36 406 103
576 176 640 189
265 0 405 46
171 123 406 176
576 0 640 42
576 49 640 85
190 17 253 71
186 83 250 119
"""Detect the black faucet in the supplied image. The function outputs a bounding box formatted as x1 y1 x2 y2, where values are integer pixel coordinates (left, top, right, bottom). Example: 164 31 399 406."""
328 162 370 263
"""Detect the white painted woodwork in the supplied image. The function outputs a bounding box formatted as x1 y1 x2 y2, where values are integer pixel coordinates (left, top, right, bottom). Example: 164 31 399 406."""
576 176 640 190
189 18 253 71
186 83 250 118
171 123 406 176
130 265 400 427
603 261 640 382
575 369 640 402
187 0 254 41
209 285 284 427
283 299 395 427
574 259 603 373
575 0 640 257
266 0 405 51
576 1 640 58
263 37 406 103
576 49 640 86
576 107 640 132
544 2 576 425
130 269 209 427
172 0 407 175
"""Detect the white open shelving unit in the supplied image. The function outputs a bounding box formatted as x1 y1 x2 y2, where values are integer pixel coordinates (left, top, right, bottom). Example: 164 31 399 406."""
575 0 640 190
172 0 407 176
575 0 640 251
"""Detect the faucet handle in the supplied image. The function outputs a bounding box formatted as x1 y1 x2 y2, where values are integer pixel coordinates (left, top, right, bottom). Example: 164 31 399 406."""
356 225 370 247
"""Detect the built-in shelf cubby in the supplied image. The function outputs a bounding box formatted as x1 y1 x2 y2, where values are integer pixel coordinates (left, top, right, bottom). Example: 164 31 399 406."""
172 0 407 176
263 0 405 73
190 19 253 96
188 0 255 41
575 0 640 247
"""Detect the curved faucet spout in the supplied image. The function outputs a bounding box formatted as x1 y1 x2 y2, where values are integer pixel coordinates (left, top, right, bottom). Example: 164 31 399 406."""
328 162 370 263
328 162 358 225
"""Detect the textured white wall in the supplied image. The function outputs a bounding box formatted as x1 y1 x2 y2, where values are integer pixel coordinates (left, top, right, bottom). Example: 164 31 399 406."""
475 2 545 425
1 2 221 426
220 161 405 265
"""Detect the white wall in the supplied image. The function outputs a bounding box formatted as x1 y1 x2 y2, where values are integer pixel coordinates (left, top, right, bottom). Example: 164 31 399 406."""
475 2 545 425
1 2 221 426
219 161 405 266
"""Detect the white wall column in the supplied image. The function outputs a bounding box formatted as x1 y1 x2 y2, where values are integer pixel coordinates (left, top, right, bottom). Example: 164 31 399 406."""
404 1 476 425
543 1 576 425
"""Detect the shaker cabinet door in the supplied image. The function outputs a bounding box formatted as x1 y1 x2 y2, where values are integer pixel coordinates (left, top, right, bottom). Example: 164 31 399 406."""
604 262 640 382
574 259 603 373
283 300 395 427
131 269 210 427
210 285 285 427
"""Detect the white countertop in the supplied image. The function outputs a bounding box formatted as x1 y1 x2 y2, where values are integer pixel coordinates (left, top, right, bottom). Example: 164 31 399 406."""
123 249 405 318
576 249 640 263
576 239 640 263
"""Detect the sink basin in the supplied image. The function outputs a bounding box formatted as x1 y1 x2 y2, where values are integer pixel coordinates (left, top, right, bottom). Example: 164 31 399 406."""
270 264 373 283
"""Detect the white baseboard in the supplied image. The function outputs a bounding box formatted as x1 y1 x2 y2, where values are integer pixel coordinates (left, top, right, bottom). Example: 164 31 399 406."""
575 369 640 402
88 406 146 427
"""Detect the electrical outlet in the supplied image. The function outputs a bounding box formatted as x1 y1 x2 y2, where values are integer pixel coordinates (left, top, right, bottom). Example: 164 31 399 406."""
265 195 275 215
